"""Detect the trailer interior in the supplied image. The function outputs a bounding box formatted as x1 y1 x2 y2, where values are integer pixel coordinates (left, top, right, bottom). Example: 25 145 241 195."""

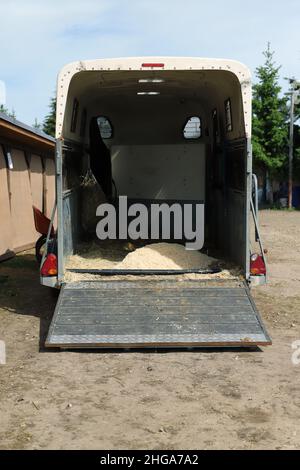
60 68 250 273
45 59 270 349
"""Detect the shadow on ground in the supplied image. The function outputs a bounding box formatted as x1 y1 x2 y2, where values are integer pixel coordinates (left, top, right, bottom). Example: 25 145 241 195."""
0 252 58 349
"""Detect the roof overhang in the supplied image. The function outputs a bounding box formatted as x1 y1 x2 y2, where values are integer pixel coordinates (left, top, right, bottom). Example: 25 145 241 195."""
0 112 55 153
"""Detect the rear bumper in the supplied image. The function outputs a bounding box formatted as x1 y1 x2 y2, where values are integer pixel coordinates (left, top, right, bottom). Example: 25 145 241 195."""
40 276 58 288
249 275 267 287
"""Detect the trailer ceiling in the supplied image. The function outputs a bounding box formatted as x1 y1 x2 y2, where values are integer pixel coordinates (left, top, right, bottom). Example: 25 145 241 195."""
56 58 252 141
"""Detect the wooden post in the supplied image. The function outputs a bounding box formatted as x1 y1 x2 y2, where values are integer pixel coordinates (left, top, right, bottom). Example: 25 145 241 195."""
288 91 295 209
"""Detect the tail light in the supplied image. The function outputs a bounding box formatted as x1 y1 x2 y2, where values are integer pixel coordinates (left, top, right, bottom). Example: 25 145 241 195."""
41 253 58 277
142 63 164 68
250 253 266 275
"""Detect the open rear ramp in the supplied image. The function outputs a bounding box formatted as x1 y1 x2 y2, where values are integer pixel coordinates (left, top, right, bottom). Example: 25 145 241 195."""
46 280 271 349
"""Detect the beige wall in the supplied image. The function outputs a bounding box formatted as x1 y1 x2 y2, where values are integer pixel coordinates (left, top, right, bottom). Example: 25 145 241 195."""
45 158 56 220
0 146 55 260
0 147 14 260
9 149 38 250
30 154 44 210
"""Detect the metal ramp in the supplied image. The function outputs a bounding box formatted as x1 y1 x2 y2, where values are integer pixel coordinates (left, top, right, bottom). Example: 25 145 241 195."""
45 280 271 349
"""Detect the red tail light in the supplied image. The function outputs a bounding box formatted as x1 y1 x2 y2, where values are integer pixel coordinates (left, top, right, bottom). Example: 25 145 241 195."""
250 253 266 275
41 254 58 276
142 63 164 68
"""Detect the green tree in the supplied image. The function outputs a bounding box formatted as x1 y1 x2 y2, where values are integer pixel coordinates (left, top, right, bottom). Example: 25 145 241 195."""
293 124 300 181
294 83 300 122
33 118 42 130
43 95 56 137
0 104 16 119
292 84 300 182
252 44 288 182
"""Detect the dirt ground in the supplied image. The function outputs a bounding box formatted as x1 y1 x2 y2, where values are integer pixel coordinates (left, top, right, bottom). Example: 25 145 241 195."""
0 210 299 450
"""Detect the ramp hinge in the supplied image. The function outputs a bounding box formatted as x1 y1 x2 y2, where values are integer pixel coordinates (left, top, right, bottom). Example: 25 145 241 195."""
56 149 61 175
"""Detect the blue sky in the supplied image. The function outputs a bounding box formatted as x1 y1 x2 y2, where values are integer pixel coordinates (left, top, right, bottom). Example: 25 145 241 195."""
0 0 299 126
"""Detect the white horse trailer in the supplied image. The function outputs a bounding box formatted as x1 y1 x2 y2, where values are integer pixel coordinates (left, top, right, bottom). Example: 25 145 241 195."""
41 57 270 349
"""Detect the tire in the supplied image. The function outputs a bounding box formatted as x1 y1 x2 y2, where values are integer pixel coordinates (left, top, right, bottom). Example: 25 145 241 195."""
35 235 47 264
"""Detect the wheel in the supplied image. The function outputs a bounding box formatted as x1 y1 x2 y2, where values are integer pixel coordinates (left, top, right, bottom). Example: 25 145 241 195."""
35 235 47 264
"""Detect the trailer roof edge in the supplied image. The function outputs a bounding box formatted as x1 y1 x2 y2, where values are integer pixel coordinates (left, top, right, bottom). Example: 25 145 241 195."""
55 57 252 139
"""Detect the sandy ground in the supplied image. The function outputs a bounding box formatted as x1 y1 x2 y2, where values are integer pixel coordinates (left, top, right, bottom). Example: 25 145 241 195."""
0 209 299 450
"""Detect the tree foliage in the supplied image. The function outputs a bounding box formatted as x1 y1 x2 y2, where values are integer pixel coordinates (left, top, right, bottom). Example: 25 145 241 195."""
0 104 16 119
33 117 42 130
293 124 300 180
252 44 288 176
43 96 56 137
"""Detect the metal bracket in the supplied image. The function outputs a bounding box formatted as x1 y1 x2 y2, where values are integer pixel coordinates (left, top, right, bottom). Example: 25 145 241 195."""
252 174 259 242
250 197 268 283
56 147 62 175
40 200 57 271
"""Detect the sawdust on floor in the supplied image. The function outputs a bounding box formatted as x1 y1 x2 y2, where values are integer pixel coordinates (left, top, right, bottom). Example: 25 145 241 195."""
65 242 241 283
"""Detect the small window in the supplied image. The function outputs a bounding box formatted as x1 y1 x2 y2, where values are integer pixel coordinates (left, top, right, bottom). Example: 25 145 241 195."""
183 116 201 139
224 98 233 132
70 98 79 133
97 116 113 139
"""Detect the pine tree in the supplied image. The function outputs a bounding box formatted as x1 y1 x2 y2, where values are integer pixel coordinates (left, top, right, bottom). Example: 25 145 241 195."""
291 82 300 182
293 124 300 181
33 118 42 130
294 84 300 122
10 108 16 119
0 104 17 119
0 104 8 114
252 44 288 179
43 96 56 137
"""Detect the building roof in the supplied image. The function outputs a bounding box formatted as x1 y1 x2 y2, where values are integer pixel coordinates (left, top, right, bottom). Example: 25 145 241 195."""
0 111 55 153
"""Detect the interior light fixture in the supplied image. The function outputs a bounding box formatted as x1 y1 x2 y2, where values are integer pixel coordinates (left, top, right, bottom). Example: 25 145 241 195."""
137 91 160 95
138 79 165 83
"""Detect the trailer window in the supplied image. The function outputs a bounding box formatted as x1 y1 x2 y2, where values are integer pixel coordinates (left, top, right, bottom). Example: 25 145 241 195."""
225 99 233 132
97 116 113 139
183 116 201 139
70 98 79 133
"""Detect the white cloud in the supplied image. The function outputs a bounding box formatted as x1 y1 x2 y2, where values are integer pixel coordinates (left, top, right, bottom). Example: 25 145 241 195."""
0 80 6 105
0 0 299 126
